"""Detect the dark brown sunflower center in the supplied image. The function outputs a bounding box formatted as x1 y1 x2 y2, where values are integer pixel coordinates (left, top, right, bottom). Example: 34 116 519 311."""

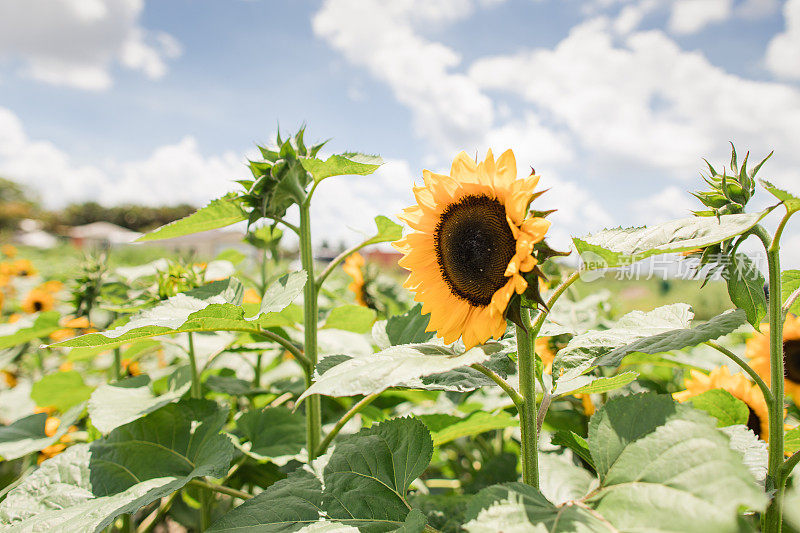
783 339 800 384
33 301 43 312
434 195 516 307
746 406 762 438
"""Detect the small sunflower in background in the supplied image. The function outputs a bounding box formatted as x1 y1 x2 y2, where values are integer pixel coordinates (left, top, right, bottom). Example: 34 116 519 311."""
343 252 373 308
243 288 262 304
21 288 55 314
1 244 17 258
49 316 95 342
39 280 64 293
747 314 800 407
674 365 770 440
394 149 553 348
12 259 35 278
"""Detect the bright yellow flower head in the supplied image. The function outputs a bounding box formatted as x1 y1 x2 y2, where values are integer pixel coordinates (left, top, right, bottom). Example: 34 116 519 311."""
243 288 262 304
343 252 368 307
39 280 64 293
393 149 550 349
12 259 35 278
747 314 800 407
21 288 55 314
1 245 17 258
674 365 771 440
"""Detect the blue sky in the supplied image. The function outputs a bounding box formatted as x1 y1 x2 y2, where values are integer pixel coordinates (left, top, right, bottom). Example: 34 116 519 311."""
0 0 798 263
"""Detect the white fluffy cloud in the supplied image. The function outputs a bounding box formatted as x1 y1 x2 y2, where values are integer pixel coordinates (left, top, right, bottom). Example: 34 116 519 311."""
0 0 181 90
633 185 696 224
668 0 733 34
0 106 240 207
766 0 800 80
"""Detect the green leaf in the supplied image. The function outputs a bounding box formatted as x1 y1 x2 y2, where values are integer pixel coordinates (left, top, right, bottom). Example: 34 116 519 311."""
385 304 434 345
760 179 800 214
31 371 94 412
556 371 638 397
299 341 503 401
586 393 766 532
0 311 60 350
0 399 235 532
724 253 767 328
323 417 433 530
364 215 403 245
0 402 85 461
538 452 597 506
781 270 800 316
785 425 800 454
422 410 517 447
574 211 767 269
51 274 302 351
300 153 382 184
185 277 245 305
323 305 377 333
554 307 747 381
689 389 749 427
464 482 614 532
231 407 306 462
550 431 595 470
137 193 247 242
88 368 191 434
209 417 432 532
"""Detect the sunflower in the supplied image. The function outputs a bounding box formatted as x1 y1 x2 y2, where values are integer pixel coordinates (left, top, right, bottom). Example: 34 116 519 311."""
1 244 17 258
394 149 550 348
12 259 35 278
22 288 55 314
243 288 262 304
343 252 368 307
747 314 800 407
49 316 95 342
39 280 63 293
674 365 770 440
535 337 556 373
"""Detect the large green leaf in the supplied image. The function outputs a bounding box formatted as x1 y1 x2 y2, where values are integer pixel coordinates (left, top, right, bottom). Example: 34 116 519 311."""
785 425 800 454
231 407 306 462
50 274 304 350
555 371 638 397
209 417 433 532
0 311 60 350
574 211 767 269
781 270 800 316
586 393 766 532
464 482 614 532
0 402 85 461
300 153 382 184
88 368 191 434
689 389 749 427
724 253 767 328
0 399 235 532
136 193 247 242
300 341 503 401
554 306 746 381
31 371 94 412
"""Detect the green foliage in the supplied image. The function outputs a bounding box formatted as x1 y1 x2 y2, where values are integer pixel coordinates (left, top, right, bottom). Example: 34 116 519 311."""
420 410 517 447
724 253 767 328
385 303 434 345
31 371 93 412
137 193 248 242
231 407 306 461
781 269 800 316
323 304 377 333
300 153 383 184
0 311 60 349
0 403 84 460
52 201 197 232
689 389 749 427
759 179 800 214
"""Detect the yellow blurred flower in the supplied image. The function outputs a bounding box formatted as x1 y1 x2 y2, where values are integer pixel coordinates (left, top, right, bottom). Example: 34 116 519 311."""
243 288 261 304
22 288 55 314
674 365 771 440
12 259 35 277
39 280 64 293
747 314 800 407
1 244 17 258
0 370 17 388
343 252 368 307
122 359 141 376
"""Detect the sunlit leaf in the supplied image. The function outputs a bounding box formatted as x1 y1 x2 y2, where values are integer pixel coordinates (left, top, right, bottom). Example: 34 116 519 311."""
760 179 800 214
688 389 749 428
323 305 377 334
137 193 247 242
363 215 403 245
0 402 85 461
574 211 768 269
300 153 382 184
421 411 517 447
384 304 433 345
31 371 94 412
231 407 306 462
0 311 60 350
781 270 800 316
724 253 766 329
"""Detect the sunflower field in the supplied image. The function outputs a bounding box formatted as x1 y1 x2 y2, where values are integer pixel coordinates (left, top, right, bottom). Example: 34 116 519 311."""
1 129 800 533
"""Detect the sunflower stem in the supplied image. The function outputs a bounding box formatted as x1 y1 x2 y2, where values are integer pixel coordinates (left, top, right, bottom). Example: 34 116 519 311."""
756 223 787 533
315 393 379 457
316 242 369 290
516 307 539 489
704 341 773 407
299 200 322 461
471 363 523 409
186 332 211 530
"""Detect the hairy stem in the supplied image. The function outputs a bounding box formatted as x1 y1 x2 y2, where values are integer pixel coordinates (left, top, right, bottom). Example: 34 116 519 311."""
187 333 202 399
315 393 379 456
316 242 368 290
705 341 773 407
299 201 322 460
471 363 523 410
516 307 539 488
756 222 787 533
188 479 253 501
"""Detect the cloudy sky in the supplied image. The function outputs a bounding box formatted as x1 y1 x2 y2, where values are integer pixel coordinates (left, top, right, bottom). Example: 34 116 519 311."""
0 0 798 261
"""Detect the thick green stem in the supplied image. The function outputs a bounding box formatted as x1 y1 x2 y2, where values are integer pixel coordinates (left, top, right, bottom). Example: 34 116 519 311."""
756 223 787 533
705 341 773 407
113 347 122 382
471 363 523 410
516 308 539 488
186 332 211 530
188 479 252 501
299 201 322 460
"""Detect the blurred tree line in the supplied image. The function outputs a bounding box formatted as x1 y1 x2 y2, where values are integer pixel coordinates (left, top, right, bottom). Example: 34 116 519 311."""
0 176 195 233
